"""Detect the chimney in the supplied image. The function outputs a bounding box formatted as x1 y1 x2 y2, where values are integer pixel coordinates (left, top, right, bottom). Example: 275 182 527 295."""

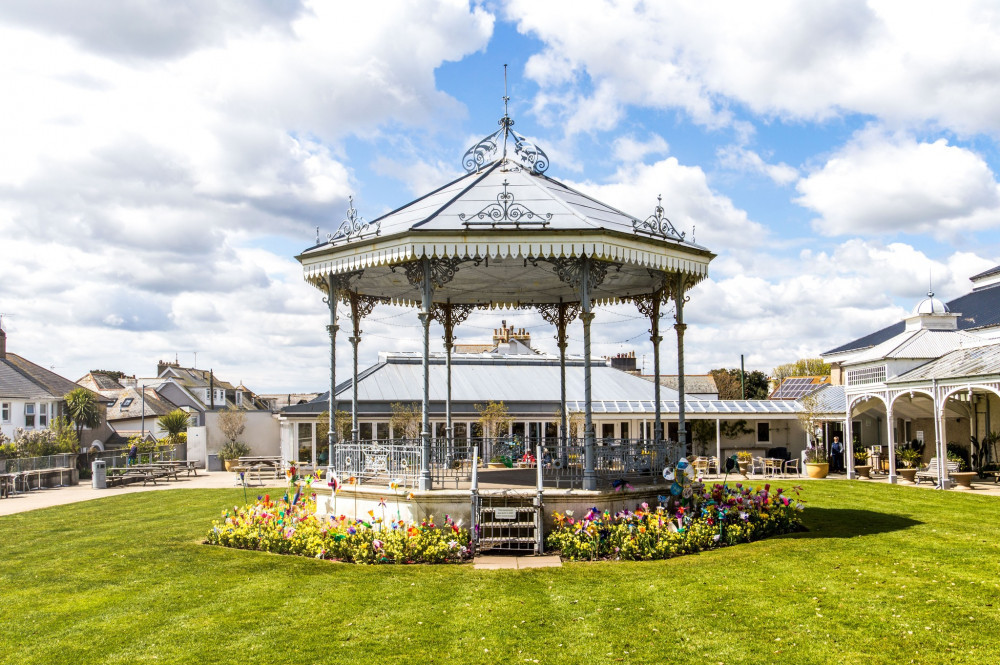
0 325 5 360
610 350 638 373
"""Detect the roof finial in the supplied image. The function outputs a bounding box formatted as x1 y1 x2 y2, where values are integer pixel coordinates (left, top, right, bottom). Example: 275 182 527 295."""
501 64 511 163
928 268 934 298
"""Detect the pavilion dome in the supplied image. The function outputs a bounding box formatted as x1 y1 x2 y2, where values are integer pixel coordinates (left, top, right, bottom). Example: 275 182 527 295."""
912 292 949 315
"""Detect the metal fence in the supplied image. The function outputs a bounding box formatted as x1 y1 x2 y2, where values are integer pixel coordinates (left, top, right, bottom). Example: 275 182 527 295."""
326 438 683 490
92 446 179 470
0 453 76 474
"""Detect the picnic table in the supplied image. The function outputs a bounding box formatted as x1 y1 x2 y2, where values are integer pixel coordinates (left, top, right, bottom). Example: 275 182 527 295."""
233 456 284 485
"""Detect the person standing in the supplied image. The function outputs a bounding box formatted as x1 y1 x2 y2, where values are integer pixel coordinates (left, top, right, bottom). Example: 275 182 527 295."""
830 436 844 473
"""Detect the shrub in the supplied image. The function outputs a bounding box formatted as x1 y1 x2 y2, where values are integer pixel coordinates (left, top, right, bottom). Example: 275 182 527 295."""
546 481 804 562
219 440 251 461
206 492 471 564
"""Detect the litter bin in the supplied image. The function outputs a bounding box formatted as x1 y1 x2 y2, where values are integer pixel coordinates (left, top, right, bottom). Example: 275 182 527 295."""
208 454 222 472
92 460 107 489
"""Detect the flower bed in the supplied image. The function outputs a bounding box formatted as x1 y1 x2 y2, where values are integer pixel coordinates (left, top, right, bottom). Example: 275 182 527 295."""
206 493 471 564
547 480 805 561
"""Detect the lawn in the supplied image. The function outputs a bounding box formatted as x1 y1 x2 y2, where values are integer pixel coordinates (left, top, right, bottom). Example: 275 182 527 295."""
2 481 999 664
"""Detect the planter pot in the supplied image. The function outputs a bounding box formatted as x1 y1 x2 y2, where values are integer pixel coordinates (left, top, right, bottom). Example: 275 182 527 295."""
855 465 872 479
805 462 829 479
897 468 918 484
224 459 240 472
487 462 506 469
950 471 977 490
737 461 751 477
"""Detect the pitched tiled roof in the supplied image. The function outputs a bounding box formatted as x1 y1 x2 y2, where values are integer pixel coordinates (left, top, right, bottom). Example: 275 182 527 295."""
824 282 1000 356
102 386 180 421
1 353 102 401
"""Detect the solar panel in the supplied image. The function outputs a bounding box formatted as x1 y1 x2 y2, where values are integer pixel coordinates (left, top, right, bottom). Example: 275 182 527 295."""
771 377 827 400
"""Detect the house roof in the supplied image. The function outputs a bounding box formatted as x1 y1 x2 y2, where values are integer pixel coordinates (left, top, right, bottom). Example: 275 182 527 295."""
643 374 718 395
77 372 127 391
160 366 237 391
889 342 1000 383
101 386 180 421
0 353 102 402
802 384 846 415
840 328 981 365
824 281 1000 356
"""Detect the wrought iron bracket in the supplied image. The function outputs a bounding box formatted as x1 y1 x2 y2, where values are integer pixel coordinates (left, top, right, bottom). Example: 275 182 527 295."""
542 257 620 291
459 179 551 227
402 258 464 290
327 196 380 245
633 195 685 241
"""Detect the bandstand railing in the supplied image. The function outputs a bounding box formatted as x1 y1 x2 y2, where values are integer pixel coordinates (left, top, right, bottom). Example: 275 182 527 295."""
325 438 683 490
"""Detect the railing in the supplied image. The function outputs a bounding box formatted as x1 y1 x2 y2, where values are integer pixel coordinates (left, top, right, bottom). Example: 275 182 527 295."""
93 446 179 470
324 438 683 490
0 453 75 474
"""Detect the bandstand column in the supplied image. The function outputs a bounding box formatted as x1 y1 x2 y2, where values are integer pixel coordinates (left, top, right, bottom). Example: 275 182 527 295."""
539 300 578 465
580 257 597 491
887 401 897 484
419 258 433 491
674 273 689 456
323 274 340 467
348 292 362 442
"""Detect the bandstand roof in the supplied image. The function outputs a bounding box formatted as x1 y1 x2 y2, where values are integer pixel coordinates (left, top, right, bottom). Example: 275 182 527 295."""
296 117 714 306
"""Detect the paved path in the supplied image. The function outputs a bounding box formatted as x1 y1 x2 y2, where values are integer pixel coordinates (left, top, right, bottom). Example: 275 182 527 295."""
0 472 285 517
473 555 562 570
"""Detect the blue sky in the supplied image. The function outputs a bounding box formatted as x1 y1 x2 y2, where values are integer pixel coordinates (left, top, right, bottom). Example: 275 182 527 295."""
2 1 1000 391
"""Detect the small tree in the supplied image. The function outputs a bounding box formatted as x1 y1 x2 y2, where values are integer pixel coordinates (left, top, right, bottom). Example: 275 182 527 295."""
316 410 350 443
389 402 421 439
772 358 831 384
64 388 100 446
217 405 247 445
691 420 716 456
797 394 827 463
157 409 190 445
548 409 585 439
475 401 512 439
51 416 79 454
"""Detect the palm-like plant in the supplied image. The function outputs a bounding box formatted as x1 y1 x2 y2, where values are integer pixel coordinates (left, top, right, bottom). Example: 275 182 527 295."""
157 409 190 445
64 388 100 447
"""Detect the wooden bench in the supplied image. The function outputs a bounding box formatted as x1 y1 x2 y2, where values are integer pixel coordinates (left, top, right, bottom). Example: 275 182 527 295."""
915 458 960 484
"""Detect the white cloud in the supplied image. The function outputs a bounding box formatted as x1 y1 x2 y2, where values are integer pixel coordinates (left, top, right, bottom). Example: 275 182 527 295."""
0 1 495 391
506 0 1000 135
564 158 768 250
716 146 798 186
611 134 670 163
795 130 1000 237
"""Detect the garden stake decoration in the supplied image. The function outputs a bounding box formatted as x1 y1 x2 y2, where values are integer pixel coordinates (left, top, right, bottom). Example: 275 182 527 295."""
327 473 341 518
722 454 740 489
389 478 402 519
239 471 247 505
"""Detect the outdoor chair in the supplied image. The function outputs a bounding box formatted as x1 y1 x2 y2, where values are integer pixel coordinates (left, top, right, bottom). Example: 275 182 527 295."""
707 456 720 476
692 456 709 477
783 459 800 477
751 457 765 476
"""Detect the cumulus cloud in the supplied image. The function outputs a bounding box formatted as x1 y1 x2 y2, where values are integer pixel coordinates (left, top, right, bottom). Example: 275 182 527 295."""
0 1 495 391
716 146 798 186
507 0 1000 135
564 158 768 250
611 134 670 163
795 130 1000 237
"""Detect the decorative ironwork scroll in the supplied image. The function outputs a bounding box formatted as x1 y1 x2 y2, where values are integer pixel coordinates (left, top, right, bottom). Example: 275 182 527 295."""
462 116 550 175
542 257 620 291
401 258 464 290
431 303 476 327
327 196 380 245
340 292 385 320
536 302 581 328
459 179 551 227
632 195 685 241
321 270 364 301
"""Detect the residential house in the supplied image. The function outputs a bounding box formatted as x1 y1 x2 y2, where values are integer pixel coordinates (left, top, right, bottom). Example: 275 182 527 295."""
0 327 113 448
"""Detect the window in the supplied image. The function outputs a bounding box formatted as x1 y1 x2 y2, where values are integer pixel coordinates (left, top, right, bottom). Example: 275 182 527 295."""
235 391 243 406
107 398 117 408
121 398 134 408
38 403 48 428
757 422 770 443
1 402 9 423
25 403 35 428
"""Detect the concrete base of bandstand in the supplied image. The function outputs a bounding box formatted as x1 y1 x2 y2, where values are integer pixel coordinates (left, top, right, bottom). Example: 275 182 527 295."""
313 468 668 529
